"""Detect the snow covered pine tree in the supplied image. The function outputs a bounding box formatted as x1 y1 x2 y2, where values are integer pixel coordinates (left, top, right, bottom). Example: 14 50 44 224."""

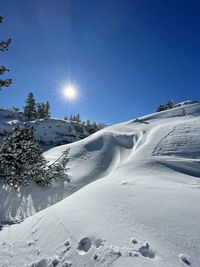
0 126 70 188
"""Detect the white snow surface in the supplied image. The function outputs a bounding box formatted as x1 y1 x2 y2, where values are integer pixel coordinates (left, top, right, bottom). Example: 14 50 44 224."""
0 101 200 266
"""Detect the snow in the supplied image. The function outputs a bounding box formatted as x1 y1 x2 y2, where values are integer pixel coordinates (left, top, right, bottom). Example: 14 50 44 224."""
0 107 105 150
0 101 200 266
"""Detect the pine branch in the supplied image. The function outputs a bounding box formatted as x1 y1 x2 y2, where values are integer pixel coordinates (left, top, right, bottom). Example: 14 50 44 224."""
0 78 12 89
48 149 69 168
0 38 11 52
0 65 9 75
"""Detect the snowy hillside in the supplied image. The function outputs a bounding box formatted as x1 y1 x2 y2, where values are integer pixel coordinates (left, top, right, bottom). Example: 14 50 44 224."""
0 107 105 150
0 101 200 267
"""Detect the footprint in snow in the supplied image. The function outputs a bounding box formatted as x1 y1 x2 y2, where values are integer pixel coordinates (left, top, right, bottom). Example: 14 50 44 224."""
94 253 98 260
31 258 49 267
64 240 70 246
131 238 138 244
60 240 71 256
179 254 191 265
120 181 128 185
52 256 59 267
77 237 92 255
129 251 139 257
62 261 72 267
61 246 71 255
138 242 155 259
130 239 155 259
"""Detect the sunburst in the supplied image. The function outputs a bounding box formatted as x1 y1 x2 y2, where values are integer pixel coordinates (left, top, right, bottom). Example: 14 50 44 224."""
62 85 77 99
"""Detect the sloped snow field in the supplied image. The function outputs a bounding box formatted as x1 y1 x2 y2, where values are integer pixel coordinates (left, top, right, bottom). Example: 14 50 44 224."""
0 101 200 267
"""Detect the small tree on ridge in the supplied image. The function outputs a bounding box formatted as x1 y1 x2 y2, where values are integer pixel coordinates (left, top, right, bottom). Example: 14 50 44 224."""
24 92 37 120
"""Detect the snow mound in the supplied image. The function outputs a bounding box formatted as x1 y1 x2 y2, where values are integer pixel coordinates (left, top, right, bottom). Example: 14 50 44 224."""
0 101 200 266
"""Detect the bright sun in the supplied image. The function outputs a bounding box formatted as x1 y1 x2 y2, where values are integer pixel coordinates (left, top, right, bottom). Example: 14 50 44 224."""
63 85 77 99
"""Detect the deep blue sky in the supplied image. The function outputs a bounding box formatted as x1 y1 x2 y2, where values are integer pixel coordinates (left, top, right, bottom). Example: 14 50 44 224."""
1 0 200 124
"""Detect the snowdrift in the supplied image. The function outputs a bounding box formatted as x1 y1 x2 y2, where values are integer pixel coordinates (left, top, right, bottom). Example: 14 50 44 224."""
0 101 200 267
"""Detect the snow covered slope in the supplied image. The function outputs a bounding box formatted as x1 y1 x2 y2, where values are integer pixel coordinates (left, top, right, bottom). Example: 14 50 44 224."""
0 101 200 267
0 107 105 150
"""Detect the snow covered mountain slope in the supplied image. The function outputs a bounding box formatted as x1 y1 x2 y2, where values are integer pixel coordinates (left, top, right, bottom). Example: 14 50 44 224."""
0 107 105 150
0 101 200 267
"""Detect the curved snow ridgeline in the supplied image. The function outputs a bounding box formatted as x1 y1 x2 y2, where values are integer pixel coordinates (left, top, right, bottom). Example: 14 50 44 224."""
0 101 200 267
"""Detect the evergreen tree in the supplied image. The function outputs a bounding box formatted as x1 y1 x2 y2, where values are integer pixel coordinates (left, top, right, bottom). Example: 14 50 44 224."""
72 115 76 121
0 126 47 188
45 101 51 118
165 99 174 109
76 113 80 122
36 101 50 119
64 116 68 120
37 102 46 119
37 103 42 119
41 102 46 118
0 126 70 188
0 16 12 90
70 115 73 121
157 104 166 112
92 121 97 128
46 149 70 184
85 120 90 126
24 92 37 120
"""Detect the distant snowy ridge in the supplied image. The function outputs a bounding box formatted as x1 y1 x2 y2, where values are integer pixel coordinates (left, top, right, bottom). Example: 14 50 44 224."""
0 107 106 150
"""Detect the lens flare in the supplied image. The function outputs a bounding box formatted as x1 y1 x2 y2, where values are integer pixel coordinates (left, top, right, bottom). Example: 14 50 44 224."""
63 85 77 99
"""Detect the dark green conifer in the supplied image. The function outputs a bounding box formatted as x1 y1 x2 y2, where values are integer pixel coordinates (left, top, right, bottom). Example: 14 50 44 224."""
0 16 12 90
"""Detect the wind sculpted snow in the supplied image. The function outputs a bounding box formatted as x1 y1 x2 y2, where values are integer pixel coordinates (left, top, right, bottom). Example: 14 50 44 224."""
0 101 200 266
